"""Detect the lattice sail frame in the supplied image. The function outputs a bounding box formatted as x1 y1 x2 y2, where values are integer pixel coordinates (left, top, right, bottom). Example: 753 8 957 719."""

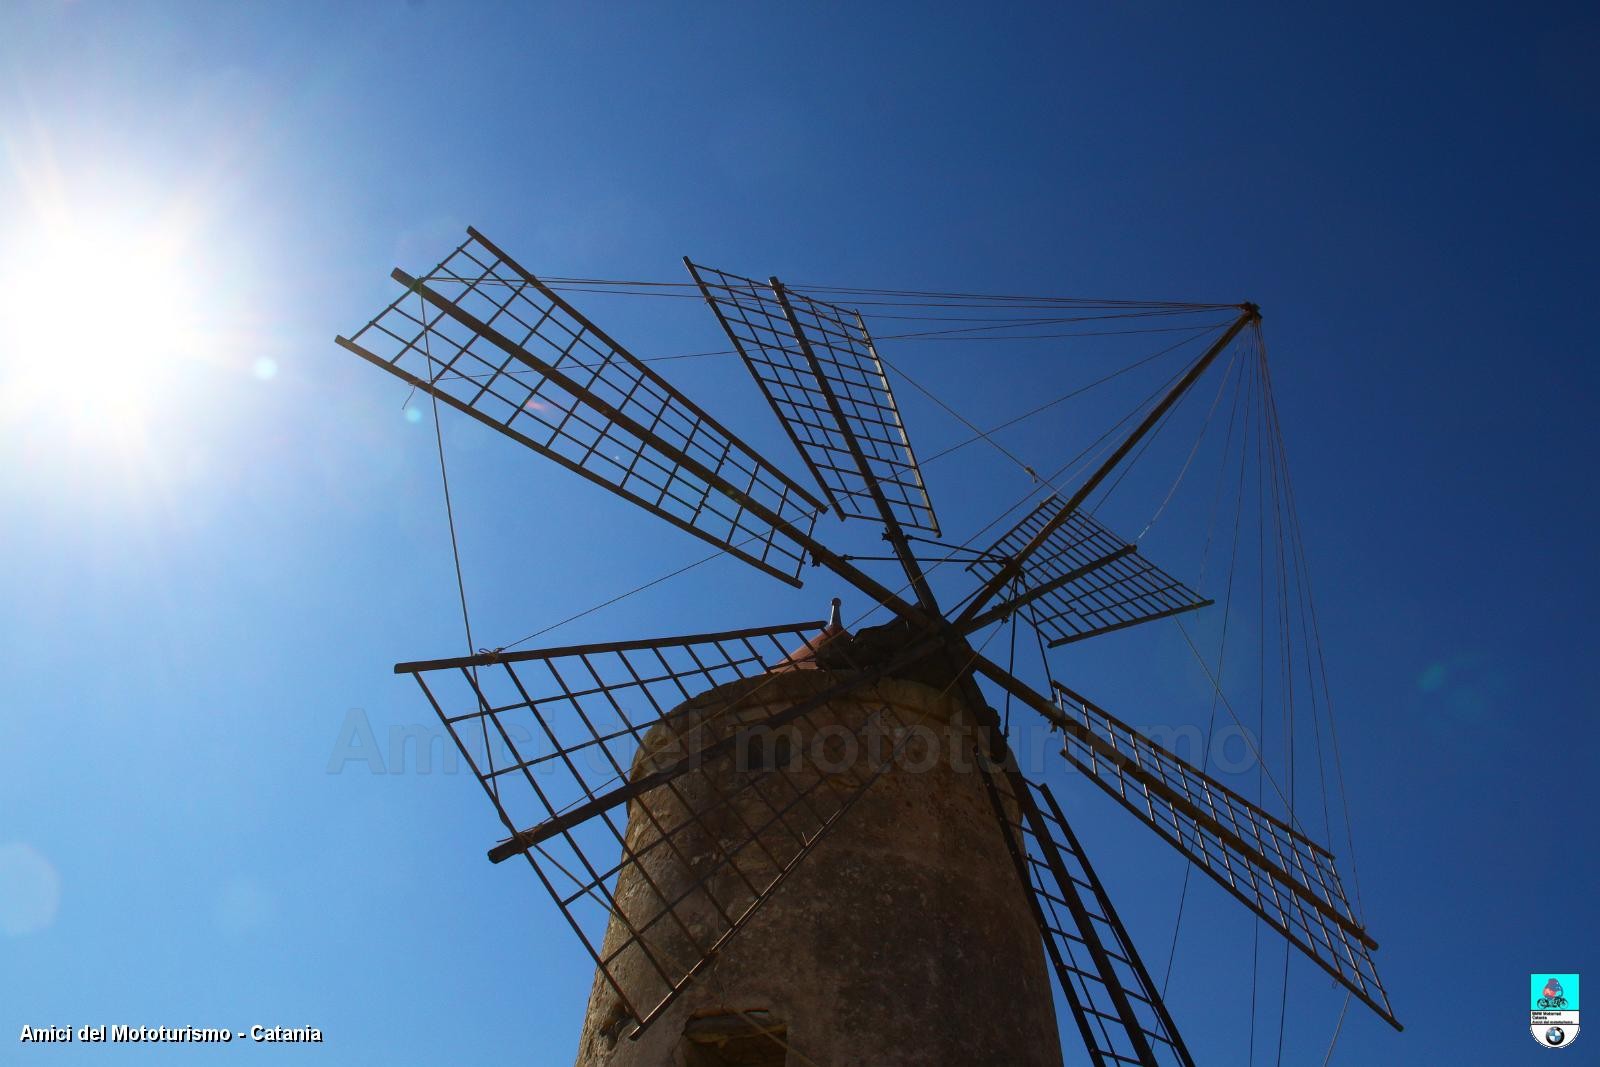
969 495 1212 646
980 759 1195 1067
399 623 931 1035
336 229 825 586
686 259 940 534
1043 679 1398 1028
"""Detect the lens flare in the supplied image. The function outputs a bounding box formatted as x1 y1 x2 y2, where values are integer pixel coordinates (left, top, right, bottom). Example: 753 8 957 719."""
0 842 62 936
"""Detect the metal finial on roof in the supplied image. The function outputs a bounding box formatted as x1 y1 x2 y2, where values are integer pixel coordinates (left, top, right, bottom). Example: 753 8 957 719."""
827 597 842 629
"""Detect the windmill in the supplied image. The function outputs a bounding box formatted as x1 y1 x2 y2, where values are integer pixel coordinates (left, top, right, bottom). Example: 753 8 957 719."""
336 228 1400 1065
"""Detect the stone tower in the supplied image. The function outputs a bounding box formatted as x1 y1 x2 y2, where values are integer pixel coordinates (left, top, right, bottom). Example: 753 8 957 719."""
573 623 1062 1067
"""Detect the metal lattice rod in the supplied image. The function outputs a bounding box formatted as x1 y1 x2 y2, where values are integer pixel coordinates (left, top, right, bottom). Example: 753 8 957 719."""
967 497 1212 646
979 759 1195 1067
1048 680 1396 1025
957 308 1257 626
399 621 931 1035
686 259 940 535
971 657 1399 1030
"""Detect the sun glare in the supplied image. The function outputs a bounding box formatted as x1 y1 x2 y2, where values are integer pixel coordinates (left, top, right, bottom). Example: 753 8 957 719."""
1 213 202 441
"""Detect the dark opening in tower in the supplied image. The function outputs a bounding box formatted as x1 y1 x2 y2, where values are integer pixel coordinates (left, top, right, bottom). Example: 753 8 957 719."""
681 1012 788 1067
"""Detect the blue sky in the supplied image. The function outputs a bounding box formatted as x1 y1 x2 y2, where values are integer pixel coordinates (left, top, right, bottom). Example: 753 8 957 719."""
2 2 1596 1064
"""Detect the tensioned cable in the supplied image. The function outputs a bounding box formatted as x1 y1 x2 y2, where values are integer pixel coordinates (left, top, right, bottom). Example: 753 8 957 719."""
1256 331 1365 921
861 324 1219 467
892 324 1234 342
1172 612 1309 833
1003 575 1020 736
475 326 1279 864
876 350 1045 482
937 337 1220 558
473 341 1216 830
1250 349 1269 1067
485 362 1094 814
817 310 1219 325
1196 356 1252 586
491 322 1223 655
1263 326 1295 1067
525 538 1018 847
1160 350 1254 997
790 287 1232 311
1275 947 1292 1066
1139 344 1245 542
865 308 1232 337
1320 992 1352 1066
432 305 1269 848
1086 335 1240 522
416 291 496 794
476 271 1238 325
395 313 1227 411
1260 340 1335 854
540 273 1237 311
1084 328 1239 522
402 318 1225 388
493 539 768 653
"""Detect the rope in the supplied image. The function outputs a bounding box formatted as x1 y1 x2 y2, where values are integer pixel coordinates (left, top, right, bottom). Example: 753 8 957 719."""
1032 616 1057 708
1196 354 1251 585
1250 345 1268 1066
1256 327 1366 919
1249 913 1260 1067
505 387 1093 824
1003 575 1019 736
486 320 1224 660
933 341 1216 578
1320 992 1352 1066
395 299 1232 412
1259 339 1335 852
496 539 754 653
876 349 1044 482
1160 351 1252 995
1139 345 1243 542
1261 327 1294 1067
416 291 495 791
1275 944 1291 1066
539 273 1238 312
914 326 1219 467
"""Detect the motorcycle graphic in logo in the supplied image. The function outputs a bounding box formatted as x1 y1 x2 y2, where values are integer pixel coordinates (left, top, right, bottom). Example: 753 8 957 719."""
1532 973 1580 1049
1541 978 1570 1010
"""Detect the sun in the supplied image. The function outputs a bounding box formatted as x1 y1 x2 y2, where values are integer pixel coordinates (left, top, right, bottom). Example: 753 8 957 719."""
0 210 202 441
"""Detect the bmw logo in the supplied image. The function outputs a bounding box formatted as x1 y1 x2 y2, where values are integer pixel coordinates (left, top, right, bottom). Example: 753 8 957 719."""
1546 1026 1566 1046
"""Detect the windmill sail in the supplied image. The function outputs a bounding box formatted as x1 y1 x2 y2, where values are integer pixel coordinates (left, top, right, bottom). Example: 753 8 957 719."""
398 622 926 1036
337 229 826 587
972 659 1399 1030
980 762 1195 1067
687 259 940 534
968 495 1211 646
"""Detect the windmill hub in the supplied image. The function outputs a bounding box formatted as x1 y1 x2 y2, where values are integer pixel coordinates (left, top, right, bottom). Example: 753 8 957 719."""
805 616 976 694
